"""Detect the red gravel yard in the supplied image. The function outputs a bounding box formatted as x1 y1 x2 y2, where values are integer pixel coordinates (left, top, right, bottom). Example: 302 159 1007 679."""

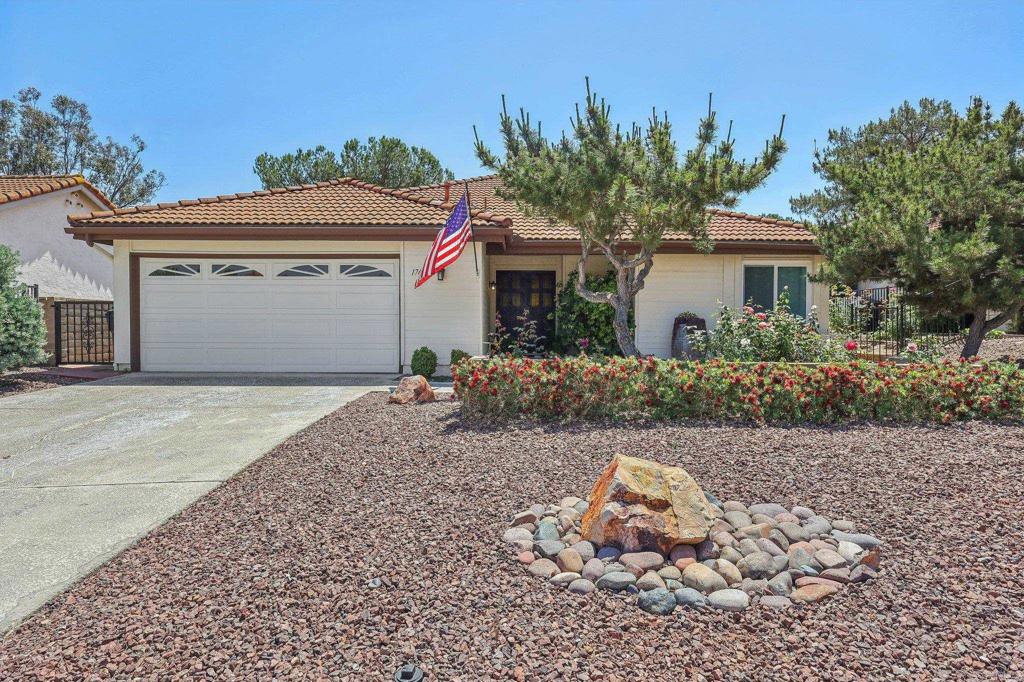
2 395 1022 680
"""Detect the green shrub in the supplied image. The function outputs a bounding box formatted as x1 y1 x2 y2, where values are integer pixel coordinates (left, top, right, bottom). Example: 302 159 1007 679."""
410 346 438 379
450 348 471 367
693 292 850 363
452 355 1024 424
0 245 46 372
551 270 633 355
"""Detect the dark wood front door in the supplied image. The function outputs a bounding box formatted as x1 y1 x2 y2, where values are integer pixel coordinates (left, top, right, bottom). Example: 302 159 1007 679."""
496 270 557 348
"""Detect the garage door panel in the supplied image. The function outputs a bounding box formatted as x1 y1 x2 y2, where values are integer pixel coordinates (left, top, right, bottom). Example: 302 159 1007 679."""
140 257 400 372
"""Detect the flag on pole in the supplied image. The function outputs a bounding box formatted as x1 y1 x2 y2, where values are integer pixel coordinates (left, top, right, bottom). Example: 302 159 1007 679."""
415 191 473 288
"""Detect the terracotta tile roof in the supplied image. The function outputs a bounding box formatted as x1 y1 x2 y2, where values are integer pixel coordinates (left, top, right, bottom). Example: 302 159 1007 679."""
0 174 114 209
67 178 511 228
405 175 815 244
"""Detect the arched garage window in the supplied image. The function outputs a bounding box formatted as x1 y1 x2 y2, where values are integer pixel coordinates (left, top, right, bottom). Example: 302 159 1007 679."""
148 263 200 277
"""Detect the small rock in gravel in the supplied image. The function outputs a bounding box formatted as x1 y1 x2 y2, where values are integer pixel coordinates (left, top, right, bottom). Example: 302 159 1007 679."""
559 496 583 509
516 551 535 565
768 529 791 551
720 546 744 564
736 523 772 540
571 540 595 563
836 540 864 563
620 551 664 572
740 578 769 595
556 548 584 573
511 510 538 526
669 545 697 562
820 568 851 583
771 555 789 574
750 513 777 527
755 538 785 557
803 515 833 537
795 576 844 589
791 582 840 603
366 578 382 589
637 588 676 615
713 559 743 586
758 595 793 609
682 563 728 593
737 538 760 556
791 505 815 519
712 531 737 548
774 512 800 524
831 530 882 548
534 521 560 542
674 587 707 608
723 500 748 513
704 492 724 509
503 527 533 544
737 552 777 580
665 578 683 591
582 558 605 581
832 519 856 532
850 564 878 583
799 564 820 577
657 565 682 581
534 540 565 559
749 503 788 517
858 547 882 570
814 549 848 570
694 538 719 561
528 558 559 578
596 571 636 592
528 503 546 518
724 511 753 529
596 546 621 561
603 562 627 574
779 522 809 543
707 588 750 612
636 571 666 591
550 572 581 586
567 578 595 595
787 547 817 570
572 500 589 515
767 571 793 596
674 557 696 571
711 518 734 534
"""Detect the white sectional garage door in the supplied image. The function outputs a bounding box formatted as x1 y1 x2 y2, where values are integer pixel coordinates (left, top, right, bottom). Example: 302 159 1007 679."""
139 258 400 372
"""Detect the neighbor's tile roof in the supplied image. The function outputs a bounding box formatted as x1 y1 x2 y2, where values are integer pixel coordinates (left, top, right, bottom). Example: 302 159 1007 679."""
67 178 511 228
0 174 114 209
405 175 815 243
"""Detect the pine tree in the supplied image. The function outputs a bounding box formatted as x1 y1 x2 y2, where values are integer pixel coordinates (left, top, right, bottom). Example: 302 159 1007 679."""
794 98 1024 358
474 79 786 356
0 245 46 371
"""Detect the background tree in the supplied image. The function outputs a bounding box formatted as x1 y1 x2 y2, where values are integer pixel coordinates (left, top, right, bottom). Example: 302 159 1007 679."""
0 245 46 371
794 98 1024 358
474 80 786 356
0 87 165 206
253 136 454 189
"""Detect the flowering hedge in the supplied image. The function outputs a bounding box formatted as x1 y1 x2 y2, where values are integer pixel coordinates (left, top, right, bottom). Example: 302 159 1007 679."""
452 355 1024 424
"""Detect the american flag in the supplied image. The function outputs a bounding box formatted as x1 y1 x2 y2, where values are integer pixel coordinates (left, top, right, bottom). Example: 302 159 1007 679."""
415 191 473 288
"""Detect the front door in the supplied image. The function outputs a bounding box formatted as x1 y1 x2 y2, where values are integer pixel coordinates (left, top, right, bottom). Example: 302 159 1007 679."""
495 270 556 348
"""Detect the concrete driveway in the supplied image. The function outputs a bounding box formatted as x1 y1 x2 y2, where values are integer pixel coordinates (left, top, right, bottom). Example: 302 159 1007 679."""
0 372 392 633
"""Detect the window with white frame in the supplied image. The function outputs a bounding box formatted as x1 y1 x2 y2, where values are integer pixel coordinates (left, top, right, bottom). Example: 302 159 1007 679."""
147 263 200 277
275 264 329 278
212 263 264 278
743 264 809 317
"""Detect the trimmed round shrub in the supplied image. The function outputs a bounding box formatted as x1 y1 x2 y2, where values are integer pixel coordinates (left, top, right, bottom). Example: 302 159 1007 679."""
450 348 471 368
410 346 438 380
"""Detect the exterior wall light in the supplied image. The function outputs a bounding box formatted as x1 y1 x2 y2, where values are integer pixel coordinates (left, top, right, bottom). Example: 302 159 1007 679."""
437 269 445 281
489 281 497 290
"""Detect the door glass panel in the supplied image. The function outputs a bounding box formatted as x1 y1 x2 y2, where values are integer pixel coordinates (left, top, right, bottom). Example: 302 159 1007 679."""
743 266 775 312
777 266 808 317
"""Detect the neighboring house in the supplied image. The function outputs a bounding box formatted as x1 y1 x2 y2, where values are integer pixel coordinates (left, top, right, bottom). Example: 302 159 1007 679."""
0 175 115 299
65 175 826 373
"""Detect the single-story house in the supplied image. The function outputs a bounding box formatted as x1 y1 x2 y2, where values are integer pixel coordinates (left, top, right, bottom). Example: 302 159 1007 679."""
1 174 115 299
65 175 826 373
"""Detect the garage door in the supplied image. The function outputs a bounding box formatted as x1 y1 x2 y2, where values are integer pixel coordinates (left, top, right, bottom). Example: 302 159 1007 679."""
139 258 400 372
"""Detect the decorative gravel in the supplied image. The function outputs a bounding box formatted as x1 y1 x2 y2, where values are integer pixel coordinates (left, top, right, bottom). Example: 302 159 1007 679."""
942 334 1024 362
0 370 86 399
2 395 1022 680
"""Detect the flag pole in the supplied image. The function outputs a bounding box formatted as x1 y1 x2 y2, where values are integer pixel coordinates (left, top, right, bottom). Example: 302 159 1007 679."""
466 180 479 276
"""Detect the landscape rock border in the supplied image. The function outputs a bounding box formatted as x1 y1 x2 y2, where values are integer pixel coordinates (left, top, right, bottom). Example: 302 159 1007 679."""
504 494 881 615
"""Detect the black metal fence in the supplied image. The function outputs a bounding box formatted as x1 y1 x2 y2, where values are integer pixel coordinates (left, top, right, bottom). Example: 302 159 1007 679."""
55 301 114 365
830 286 966 357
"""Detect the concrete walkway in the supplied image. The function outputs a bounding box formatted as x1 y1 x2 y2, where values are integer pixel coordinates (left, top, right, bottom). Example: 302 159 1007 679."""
0 372 393 633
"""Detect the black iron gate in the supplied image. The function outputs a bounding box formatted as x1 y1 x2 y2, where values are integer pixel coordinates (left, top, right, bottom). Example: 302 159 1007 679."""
55 301 114 365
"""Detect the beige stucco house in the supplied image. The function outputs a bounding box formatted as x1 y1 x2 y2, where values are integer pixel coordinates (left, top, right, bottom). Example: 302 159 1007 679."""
1 175 115 299
65 175 826 373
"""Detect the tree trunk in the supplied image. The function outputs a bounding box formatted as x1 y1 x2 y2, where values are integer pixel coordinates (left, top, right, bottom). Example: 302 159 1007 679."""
611 295 638 357
960 309 988 359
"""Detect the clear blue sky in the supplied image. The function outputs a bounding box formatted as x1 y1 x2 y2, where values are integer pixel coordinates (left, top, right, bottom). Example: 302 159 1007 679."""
3 1 1022 215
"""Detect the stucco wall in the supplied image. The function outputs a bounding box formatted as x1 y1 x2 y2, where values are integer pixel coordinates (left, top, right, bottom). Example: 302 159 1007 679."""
111 238 486 372
0 188 113 299
635 253 828 357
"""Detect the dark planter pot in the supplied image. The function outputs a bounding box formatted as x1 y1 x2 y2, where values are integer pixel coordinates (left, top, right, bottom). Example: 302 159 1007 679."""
671 314 706 360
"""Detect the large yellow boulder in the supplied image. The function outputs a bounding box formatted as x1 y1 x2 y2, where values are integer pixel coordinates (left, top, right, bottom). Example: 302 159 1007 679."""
580 454 714 554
